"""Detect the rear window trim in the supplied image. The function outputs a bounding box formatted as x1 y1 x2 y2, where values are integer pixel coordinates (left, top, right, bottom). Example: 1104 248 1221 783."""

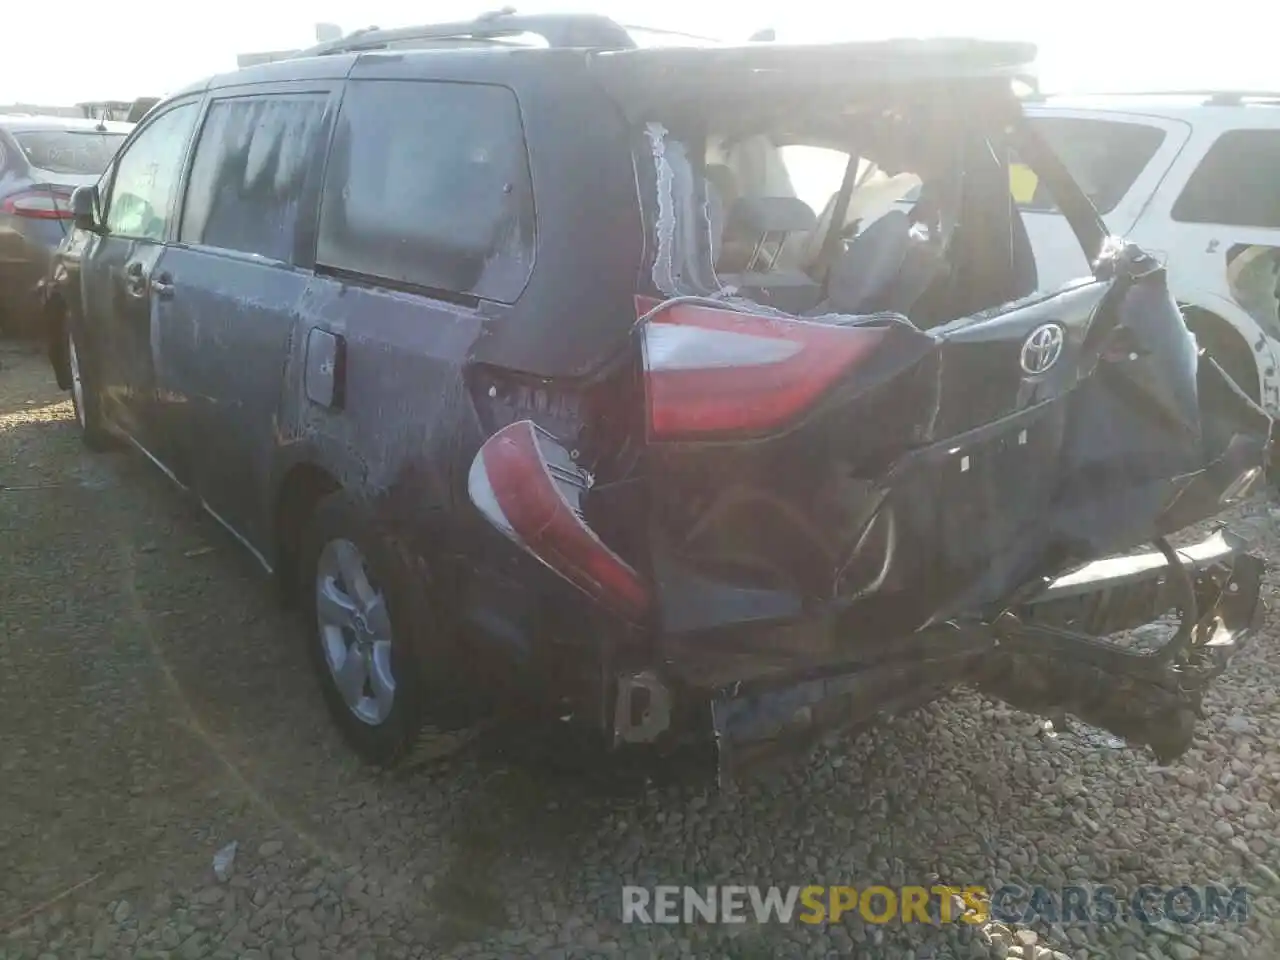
169 239 302 272
312 261 483 309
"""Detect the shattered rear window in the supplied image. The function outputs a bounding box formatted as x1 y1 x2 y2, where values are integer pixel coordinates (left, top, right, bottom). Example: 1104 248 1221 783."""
777 145 850 216
636 116 934 298
636 90 1081 326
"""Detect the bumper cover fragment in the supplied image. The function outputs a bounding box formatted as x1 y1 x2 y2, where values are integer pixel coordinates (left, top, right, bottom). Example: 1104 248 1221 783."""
708 529 1265 777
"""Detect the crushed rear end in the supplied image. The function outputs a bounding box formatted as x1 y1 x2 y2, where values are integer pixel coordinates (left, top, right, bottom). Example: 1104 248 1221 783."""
466 39 1270 776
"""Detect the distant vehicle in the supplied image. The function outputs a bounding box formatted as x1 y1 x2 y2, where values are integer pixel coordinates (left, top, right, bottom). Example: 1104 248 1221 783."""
43 13 1268 779
887 92 1280 415
0 115 129 336
126 98 161 123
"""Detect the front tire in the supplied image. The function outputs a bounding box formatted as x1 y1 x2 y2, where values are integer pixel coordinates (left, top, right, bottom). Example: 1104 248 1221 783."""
298 491 434 766
67 326 115 451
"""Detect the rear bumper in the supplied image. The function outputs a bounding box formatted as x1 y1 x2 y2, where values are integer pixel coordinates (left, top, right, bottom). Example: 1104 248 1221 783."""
0 232 59 336
615 528 1264 777
978 528 1265 765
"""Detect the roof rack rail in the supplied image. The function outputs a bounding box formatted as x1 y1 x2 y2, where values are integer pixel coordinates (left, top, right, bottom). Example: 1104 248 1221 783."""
619 24 721 44
291 9 637 58
1205 90 1280 105
1041 89 1280 105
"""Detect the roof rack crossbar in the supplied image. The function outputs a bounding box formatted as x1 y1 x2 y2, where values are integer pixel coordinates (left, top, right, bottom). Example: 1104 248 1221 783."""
293 11 637 58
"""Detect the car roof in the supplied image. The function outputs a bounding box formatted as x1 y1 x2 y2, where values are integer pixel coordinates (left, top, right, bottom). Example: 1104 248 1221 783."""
595 36 1036 78
1025 91 1280 121
186 28 1034 96
0 115 133 134
591 38 1036 117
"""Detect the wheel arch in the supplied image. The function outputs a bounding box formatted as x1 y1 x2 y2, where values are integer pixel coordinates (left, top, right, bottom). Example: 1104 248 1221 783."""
273 460 342 604
45 293 72 390
1180 304 1264 406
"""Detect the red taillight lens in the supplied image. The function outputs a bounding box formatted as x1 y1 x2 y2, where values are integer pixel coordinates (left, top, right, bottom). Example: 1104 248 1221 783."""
1 187 73 220
468 420 651 621
641 302 890 441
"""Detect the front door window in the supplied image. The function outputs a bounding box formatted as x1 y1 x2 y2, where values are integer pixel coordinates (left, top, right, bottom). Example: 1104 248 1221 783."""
103 102 199 241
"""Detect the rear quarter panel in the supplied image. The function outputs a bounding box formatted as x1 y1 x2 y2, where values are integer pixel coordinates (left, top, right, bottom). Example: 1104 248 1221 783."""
271 55 643 547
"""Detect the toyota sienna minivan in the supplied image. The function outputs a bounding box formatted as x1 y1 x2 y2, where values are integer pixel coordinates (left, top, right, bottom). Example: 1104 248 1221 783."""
43 12 1270 779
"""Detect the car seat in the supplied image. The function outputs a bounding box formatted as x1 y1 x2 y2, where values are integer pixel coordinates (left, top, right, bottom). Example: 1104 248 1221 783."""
717 196 823 313
810 209 912 315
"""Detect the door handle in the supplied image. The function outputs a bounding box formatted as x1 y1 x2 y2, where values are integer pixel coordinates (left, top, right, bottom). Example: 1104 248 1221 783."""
152 271 174 300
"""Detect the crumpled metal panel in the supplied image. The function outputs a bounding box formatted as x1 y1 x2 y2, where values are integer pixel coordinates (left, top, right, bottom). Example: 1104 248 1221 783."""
645 245 1271 643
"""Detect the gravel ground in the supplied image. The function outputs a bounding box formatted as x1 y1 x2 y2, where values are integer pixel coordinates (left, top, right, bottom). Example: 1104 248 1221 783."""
1 340 1279 960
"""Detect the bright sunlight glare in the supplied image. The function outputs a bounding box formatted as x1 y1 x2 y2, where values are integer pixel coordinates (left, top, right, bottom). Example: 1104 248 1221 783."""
0 1 1273 106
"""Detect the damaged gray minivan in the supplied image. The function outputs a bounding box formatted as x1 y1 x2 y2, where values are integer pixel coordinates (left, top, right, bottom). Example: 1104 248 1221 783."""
45 13 1270 777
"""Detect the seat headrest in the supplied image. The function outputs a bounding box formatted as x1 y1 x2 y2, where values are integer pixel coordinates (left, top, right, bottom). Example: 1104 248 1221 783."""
725 196 818 238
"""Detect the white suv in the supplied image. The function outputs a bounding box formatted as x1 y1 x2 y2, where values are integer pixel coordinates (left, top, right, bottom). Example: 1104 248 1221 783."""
1015 92 1280 413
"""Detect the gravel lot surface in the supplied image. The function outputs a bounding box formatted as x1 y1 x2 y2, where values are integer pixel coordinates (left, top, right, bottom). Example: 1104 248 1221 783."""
1 340 1278 960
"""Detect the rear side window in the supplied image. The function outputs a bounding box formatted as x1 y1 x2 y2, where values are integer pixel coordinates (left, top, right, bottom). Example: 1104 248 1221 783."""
1172 130 1280 228
1022 117 1165 215
180 94 329 263
316 79 535 303
12 130 126 175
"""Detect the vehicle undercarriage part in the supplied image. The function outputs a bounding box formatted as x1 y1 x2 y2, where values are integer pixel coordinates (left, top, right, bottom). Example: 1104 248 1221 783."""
612 669 674 745
704 529 1264 777
984 530 1265 764
708 626 992 779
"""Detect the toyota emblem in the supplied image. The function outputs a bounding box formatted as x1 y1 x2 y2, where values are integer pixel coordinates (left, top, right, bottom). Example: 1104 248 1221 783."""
1020 323 1065 375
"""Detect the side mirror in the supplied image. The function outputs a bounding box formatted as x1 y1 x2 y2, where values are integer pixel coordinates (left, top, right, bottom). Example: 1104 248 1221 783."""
71 185 101 233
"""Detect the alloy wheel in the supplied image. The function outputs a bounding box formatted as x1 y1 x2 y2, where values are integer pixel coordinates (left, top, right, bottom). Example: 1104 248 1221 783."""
314 538 397 725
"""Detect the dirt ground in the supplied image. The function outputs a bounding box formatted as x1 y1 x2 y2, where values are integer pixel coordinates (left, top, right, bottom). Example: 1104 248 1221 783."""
1 340 1278 960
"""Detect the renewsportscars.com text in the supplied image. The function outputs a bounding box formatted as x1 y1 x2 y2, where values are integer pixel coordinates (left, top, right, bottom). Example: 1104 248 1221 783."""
621 884 1251 926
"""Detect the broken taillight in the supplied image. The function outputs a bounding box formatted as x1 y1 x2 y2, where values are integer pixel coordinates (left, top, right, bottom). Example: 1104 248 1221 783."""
641 302 890 441
468 420 651 621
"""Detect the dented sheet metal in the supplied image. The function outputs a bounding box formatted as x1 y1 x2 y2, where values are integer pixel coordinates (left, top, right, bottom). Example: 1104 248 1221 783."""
644 246 1269 638
469 242 1271 773
465 57 1272 777
709 527 1263 776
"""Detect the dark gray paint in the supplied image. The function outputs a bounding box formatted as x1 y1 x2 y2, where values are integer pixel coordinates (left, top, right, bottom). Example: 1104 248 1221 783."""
45 35 1272 775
